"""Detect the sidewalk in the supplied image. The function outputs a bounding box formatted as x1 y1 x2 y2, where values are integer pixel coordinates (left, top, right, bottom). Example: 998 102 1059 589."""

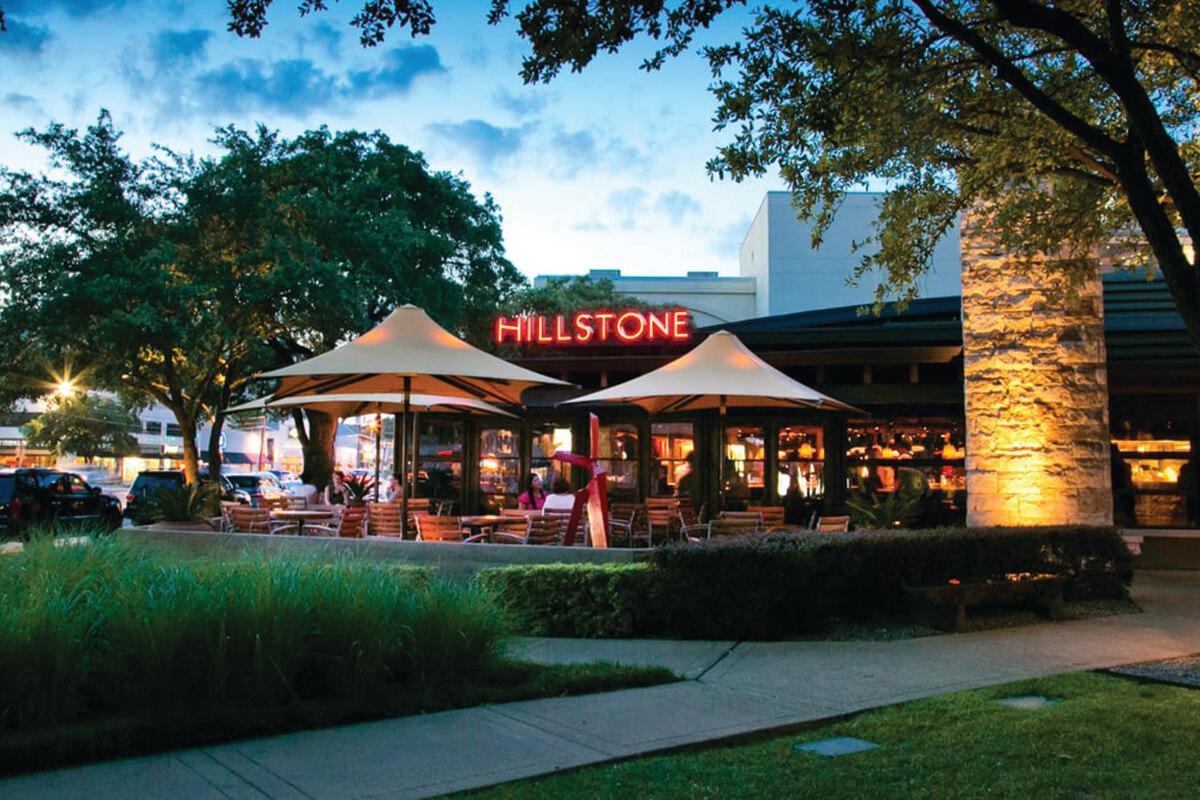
3 571 1199 800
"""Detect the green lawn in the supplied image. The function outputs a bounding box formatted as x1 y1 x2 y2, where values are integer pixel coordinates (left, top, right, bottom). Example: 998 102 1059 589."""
463 672 1200 799
0 660 674 776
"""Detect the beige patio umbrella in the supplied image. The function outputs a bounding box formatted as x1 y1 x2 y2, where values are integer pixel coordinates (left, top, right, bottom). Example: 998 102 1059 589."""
563 330 860 508
254 306 568 529
259 305 568 405
227 392 514 501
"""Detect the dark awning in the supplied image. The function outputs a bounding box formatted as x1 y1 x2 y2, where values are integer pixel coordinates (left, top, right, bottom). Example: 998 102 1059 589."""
221 451 254 465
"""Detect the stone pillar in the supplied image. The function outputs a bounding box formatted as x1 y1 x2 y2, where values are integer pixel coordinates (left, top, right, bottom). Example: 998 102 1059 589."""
961 225 1112 527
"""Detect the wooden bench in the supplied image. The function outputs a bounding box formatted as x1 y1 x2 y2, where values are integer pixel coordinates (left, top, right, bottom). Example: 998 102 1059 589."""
904 574 1067 632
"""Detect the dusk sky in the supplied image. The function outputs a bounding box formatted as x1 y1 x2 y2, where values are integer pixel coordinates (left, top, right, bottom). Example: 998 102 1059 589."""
0 0 780 280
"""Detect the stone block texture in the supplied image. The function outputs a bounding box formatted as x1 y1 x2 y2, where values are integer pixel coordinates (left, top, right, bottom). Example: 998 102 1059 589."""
961 229 1113 527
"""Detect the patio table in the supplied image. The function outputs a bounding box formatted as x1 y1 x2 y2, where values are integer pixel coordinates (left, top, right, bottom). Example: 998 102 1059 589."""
270 508 336 536
458 514 511 540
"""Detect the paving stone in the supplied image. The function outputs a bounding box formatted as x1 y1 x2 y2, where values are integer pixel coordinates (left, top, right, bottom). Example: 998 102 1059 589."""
996 695 1060 709
794 737 879 757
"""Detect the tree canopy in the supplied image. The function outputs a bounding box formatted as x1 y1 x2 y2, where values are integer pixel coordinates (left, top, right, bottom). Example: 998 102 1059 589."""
21 394 140 463
0 113 524 484
203 0 1200 340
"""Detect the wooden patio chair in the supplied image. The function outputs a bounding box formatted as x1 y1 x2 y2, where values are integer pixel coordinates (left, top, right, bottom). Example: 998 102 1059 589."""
609 502 648 547
709 517 760 538
307 506 366 538
228 506 273 534
748 505 785 532
212 500 242 532
719 510 763 533
501 508 539 518
401 497 432 532
367 502 403 537
815 515 851 533
259 495 289 512
679 517 711 542
526 516 564 545
645 497 679 543
415 514 465 542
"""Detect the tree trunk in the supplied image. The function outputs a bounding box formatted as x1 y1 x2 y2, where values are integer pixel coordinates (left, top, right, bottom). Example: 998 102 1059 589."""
206 413 225 481
178 414 200 484
300 410 337 490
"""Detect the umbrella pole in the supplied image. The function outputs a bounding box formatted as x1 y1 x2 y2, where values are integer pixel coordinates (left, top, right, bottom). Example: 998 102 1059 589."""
411 409 420 505
718 395 727 514
373 412 381 502
401 377 411 538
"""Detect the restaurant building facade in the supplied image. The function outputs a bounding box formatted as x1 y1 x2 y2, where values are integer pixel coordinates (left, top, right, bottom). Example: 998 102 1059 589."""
400 271 1197 530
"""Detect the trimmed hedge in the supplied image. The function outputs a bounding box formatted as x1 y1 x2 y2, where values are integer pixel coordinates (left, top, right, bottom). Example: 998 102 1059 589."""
477 564 654 638
479 526 1133 640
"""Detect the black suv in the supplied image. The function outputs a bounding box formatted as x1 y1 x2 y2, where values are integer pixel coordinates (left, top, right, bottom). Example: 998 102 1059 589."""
124 470 247 521
0 469 123 535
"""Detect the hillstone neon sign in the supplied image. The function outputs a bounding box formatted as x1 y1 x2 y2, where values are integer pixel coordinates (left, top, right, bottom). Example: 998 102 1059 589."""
493 309 691 346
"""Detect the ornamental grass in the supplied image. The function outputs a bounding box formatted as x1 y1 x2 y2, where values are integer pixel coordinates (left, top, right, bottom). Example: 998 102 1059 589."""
0 532 506 731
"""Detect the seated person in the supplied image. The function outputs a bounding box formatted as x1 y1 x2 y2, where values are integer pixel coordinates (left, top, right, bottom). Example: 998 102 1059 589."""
542 477 576 514
517 473 546 510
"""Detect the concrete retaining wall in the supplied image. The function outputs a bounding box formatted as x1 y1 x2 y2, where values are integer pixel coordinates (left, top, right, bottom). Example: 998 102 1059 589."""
122 528 649 580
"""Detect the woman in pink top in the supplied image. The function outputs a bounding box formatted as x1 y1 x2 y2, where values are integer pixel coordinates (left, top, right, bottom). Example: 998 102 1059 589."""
517 473 546 510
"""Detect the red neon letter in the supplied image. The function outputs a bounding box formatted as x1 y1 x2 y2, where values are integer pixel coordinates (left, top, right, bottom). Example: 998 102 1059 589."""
594 311 616 341
495 316 521 344
535 315 554 343
670 309 690 340
554 314 572 343
616 311 647 342
574 312 595 343
646 310 671 340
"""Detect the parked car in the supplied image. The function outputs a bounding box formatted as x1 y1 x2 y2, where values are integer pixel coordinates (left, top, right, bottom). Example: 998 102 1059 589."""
224 472 288 507
124 470 248 521
0 469 122 534
266 469 304 495
59 464 120 486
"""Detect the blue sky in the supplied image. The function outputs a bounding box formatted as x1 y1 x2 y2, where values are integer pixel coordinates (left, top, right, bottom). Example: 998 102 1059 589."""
0 0 779 279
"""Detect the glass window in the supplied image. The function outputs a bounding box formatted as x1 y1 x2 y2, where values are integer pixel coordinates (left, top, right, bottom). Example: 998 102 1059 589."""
846 419 966 493
724 425 765 507
777 425 824 499
597 423 639 498
1112 437 1193 527
651 422 694 497
479 427 519 509
531 422 573 490
418 419 463 502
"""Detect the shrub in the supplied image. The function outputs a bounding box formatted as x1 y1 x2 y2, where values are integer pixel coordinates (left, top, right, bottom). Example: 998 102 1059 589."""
480 526 1132 640
137 483 220 524
0 537 506 731
477 564 654 638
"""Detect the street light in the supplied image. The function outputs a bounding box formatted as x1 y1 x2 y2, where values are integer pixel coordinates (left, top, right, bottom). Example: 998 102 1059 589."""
56 379 75 399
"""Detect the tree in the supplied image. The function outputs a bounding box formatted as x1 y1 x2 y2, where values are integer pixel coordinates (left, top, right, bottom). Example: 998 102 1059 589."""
184 125 525 487
0 113 245 484
0 115 524 487
21 394 140 463
209 1 1200 342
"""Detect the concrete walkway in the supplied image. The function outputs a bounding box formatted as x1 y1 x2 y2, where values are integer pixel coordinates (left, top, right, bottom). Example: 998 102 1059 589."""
4 571 1200 800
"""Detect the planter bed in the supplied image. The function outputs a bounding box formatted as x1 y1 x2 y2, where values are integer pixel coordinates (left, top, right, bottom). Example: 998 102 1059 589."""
904 574 1067 632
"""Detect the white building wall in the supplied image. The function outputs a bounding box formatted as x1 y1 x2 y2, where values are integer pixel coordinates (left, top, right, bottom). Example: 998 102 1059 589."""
741 192 962 316
739 195 772 318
